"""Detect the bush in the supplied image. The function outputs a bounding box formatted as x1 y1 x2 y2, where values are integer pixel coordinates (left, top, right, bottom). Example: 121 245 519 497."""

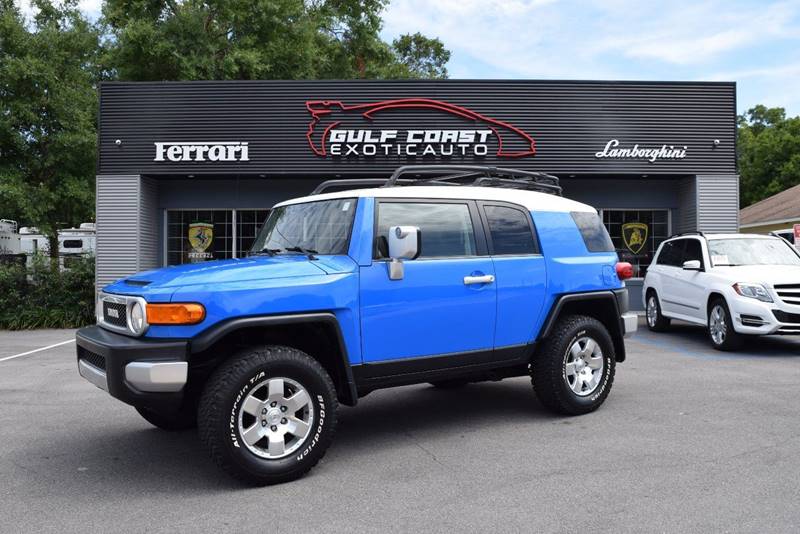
0 255 95 329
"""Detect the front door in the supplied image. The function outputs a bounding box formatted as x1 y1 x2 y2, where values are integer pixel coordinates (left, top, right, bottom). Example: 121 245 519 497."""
360 200 497 362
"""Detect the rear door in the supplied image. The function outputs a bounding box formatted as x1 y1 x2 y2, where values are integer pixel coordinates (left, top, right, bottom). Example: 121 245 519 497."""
360 199 497 362
478 202 547 349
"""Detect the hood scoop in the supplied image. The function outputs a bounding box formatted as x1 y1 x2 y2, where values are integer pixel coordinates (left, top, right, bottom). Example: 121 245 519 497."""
124 279 152 286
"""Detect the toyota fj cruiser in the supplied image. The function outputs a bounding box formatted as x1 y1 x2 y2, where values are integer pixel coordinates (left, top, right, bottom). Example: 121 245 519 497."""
76 165 637 485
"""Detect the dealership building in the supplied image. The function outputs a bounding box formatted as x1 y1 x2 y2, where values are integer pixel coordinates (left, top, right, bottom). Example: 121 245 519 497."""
95 80 738 309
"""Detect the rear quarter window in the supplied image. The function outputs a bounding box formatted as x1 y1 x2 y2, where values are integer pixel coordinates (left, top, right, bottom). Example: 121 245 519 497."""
570 212 614 253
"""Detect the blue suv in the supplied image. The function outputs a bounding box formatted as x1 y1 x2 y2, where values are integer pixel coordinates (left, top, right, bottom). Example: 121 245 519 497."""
76 165 637 485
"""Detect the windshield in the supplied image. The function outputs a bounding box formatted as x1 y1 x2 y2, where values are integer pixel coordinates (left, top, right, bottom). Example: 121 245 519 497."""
708 238 800 267
250 198 357 255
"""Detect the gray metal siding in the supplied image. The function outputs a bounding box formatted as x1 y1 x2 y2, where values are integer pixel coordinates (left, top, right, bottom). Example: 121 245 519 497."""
696 175 739 233
675 176 698 233
96 175 140 289
139 176 159 272
98 80 736 176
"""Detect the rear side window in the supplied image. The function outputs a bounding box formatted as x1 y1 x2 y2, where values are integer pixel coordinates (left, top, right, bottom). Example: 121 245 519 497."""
656 240 683 267
484 205 538 255
571 212 614 252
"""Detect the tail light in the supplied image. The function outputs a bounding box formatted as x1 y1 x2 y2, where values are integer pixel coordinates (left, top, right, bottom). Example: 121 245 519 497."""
616 262 634 280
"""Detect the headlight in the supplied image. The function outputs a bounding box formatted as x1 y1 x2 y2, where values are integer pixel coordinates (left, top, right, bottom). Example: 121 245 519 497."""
129 300 147 335
733 283 773 302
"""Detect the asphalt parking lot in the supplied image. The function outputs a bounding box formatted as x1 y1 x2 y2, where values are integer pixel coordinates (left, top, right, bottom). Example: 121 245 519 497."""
1 322 799 533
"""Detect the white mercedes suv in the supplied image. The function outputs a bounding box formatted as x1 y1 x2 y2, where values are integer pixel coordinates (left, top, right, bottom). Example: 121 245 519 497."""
643 233 800 350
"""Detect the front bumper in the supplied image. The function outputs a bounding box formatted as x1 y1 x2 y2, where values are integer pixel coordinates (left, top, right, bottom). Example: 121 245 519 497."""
76 325 189 411
727 297 800 335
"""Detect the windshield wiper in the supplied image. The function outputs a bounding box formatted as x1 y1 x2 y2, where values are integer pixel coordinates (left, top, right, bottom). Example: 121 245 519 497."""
285 246 318 260
253 248 282 256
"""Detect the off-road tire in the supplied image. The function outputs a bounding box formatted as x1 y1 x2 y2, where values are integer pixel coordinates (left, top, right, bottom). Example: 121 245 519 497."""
531 314 616 416
198 345 338 485
708 298 744 351
429 379 470 389
135 404 196 431
645 290 671 332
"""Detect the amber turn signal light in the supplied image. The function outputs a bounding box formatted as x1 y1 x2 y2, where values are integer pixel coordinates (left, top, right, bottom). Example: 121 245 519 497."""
146 303 205 325
615 262 634 281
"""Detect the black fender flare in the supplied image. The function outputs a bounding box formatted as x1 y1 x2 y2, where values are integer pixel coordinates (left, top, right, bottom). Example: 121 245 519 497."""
189 312 358 406
538 289 628 362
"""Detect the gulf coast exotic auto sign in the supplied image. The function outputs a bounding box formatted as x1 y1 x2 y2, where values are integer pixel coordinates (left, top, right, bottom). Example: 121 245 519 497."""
304 98 536 159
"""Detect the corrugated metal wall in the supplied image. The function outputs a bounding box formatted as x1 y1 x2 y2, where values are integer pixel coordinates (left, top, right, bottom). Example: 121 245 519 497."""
696 174 740 232
96 175 140 289
675 177 698 233
139 177 159 272
98 80 736 176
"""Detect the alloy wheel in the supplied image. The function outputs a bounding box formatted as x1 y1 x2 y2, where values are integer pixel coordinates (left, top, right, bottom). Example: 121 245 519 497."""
647 296 658 327
709 305 727 346
564 336 605 396
237 377 314 459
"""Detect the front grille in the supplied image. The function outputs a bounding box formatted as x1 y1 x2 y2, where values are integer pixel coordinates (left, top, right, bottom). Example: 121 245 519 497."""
773 284 800 307
79 347 106 371
772 309 800 324
103 301 127 328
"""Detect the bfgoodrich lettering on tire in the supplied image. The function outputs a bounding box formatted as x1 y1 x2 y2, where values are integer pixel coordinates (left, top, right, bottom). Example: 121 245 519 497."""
531 315 615 415
198 345 338 485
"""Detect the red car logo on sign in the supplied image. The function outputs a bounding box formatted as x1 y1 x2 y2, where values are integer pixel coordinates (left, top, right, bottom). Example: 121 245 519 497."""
305 98 536 158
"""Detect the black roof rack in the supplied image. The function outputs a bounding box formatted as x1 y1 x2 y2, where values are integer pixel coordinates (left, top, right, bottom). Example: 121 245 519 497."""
311 165 562 196
668 231 706 239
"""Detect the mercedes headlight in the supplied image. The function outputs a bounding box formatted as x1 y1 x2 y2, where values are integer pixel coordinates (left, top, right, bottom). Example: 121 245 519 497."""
733 283 773 303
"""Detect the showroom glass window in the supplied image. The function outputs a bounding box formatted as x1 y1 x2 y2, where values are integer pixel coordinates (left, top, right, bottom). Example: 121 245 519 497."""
236 209 270 256
601 209 669 278
166 209 270 266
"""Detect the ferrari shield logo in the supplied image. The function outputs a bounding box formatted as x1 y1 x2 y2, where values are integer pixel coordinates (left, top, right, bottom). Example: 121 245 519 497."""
188 223 213 254
622 222 648 254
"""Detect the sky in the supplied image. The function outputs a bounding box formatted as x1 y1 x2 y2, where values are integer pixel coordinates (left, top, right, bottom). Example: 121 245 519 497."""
17 0 800 117
381 0 800 116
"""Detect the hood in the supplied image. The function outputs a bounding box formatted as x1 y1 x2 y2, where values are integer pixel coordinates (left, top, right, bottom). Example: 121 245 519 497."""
714 264 800 286
111 255 352 291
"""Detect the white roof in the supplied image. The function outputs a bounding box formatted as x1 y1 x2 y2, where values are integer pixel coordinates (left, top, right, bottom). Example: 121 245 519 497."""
275 186 595 213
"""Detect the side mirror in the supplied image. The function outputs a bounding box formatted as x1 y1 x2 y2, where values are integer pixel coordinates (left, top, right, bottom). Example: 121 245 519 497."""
387 226 420 280
682 260 702 271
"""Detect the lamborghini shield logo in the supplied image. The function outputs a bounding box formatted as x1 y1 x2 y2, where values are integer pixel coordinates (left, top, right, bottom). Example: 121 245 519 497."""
188 223 214 253
622 222 648 254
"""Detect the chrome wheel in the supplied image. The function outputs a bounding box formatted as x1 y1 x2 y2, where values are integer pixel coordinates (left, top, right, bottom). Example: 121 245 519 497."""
564 336 604 397
646 296 658 327
237 377 314 460
709 304 727 346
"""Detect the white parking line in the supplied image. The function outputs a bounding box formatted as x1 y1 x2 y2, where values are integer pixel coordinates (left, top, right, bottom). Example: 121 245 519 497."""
0 339 75 363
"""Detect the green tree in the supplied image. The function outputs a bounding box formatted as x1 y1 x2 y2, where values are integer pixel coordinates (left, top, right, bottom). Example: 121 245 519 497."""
100 0 450 80
738 105 800 207
0 0 99 256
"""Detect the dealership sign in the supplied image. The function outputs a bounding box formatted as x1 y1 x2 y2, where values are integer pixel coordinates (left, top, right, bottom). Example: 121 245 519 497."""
154 142 250 162
305 98 536 159
595 139 687 163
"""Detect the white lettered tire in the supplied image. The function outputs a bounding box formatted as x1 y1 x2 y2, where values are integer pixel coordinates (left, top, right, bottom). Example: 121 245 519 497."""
198 345 338 485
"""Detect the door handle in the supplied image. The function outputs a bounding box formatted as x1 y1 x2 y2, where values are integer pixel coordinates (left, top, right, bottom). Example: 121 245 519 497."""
463 275 495 285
